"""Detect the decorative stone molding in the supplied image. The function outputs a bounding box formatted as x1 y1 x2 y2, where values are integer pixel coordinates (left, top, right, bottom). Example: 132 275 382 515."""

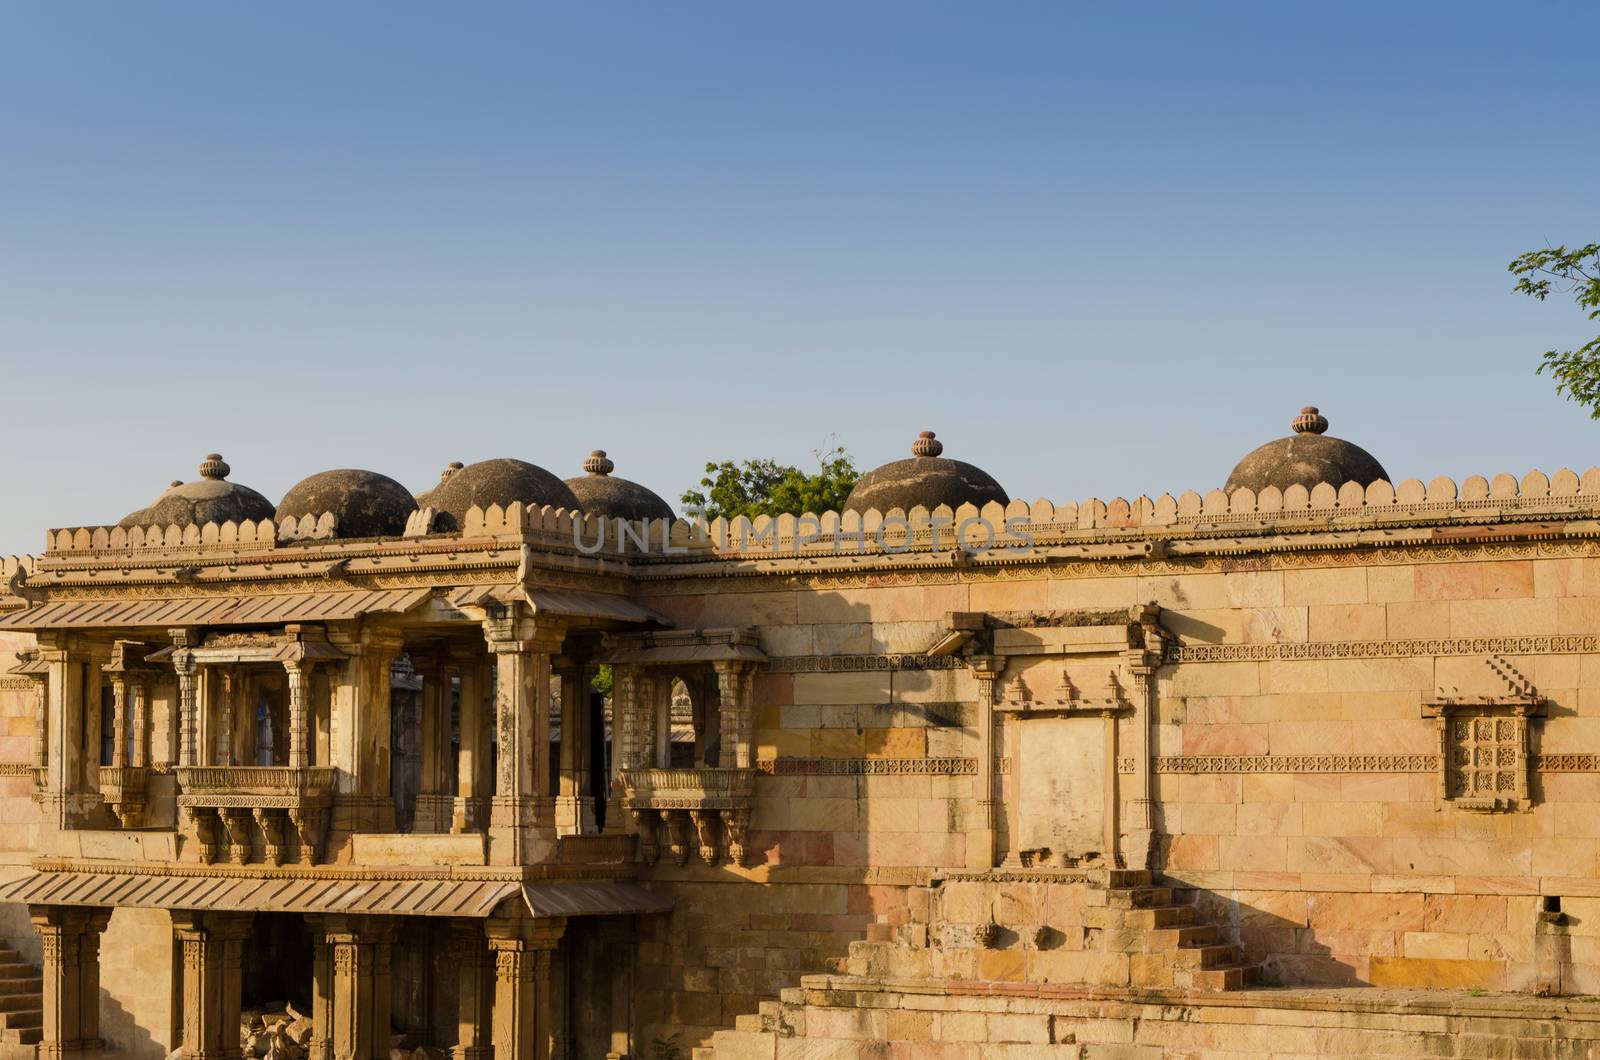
756 757 978 776
765 654 967 673
1152 754 1440 774
1168 634 1599 664
178 765 337 864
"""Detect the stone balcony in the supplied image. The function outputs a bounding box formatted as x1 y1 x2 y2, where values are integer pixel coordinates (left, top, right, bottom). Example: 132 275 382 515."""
176 765 337 866
97 766 149 828
620 767 754 866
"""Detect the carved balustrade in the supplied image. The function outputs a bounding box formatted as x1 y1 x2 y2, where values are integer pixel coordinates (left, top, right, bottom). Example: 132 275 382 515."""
176 765 337 866
620 766 754 866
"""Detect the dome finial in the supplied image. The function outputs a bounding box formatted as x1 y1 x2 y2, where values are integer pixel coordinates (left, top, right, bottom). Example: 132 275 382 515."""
911 431 943 458
1292 407 1329 435
438 461 464 486
198 453 230 480
584 450 615 476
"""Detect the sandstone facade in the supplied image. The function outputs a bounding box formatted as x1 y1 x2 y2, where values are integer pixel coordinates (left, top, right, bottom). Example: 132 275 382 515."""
0 427 1596 1058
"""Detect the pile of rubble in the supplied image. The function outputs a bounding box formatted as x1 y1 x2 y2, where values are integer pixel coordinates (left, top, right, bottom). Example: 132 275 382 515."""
240 1006 314 1060
204 1006 448 1060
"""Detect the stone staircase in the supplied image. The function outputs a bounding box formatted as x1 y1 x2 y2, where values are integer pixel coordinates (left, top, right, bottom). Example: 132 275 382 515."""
0 940 42 1060
696 870 1260 1058
1098 870 1259 991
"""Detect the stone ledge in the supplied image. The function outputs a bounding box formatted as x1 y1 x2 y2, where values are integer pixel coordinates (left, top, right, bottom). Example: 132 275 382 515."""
794 973 1600 1027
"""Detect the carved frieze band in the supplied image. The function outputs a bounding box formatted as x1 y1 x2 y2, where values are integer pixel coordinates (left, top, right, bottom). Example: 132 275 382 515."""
1144 753 1600 774
0 678 34 692
765 654 967 673
0 762 32 777
756 757 977 776
1168 635 1599 664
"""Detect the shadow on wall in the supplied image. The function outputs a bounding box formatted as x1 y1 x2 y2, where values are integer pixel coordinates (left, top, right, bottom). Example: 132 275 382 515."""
1174 880 1571 993
0 899 42 968
101 986 164 1060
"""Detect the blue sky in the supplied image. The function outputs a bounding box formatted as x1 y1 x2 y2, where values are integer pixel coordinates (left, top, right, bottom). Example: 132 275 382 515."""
1 3 1596 550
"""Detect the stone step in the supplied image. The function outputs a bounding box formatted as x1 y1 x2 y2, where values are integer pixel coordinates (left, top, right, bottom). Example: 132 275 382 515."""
0 1012 40 1030
0 997 40 1017
708 1026 779 1059
1121 905 1195 929
1181 963 1260 991
0 982 40 1000
1174 943 1243 970
1148 924 1218 950
733 1013 766 1032
1105 886 1173 909
1104 869 1152 889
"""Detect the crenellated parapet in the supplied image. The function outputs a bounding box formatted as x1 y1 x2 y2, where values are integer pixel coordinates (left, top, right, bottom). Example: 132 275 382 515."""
25 466 1600 574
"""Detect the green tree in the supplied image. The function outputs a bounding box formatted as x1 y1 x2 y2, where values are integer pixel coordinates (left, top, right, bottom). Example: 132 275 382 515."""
680 439 859 520
1511 242 1600 415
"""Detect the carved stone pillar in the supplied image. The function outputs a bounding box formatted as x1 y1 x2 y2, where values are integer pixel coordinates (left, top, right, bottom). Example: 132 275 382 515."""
967 656 1004 870
1123 647 1157 871
323 916 385 1060
453 649 489 834
131 678 150 768
603 666 638 838
109 675 129 768
484 610 561 865
331 629 405 832
485 918 565 1060
174 644 199 768
310 926 333 1060
451 921 492 1060
713 662 751 769
554 661 596 835
285 660 312 770
30 905 111 1060
599 919 633 1060
172 911 251 1060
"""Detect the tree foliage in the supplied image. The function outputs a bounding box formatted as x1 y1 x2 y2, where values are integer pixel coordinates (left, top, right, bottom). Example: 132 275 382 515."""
1511 243 1600 416
680 438 860 520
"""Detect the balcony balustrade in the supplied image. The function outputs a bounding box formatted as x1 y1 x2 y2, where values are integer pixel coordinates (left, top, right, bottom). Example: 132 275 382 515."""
176 765 337 866
620 766 754 866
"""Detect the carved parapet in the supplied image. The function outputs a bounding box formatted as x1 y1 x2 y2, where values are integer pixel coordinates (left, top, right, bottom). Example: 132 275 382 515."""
98 765 149 828
620 767 754 865
176 765 337 806
178 766 336 864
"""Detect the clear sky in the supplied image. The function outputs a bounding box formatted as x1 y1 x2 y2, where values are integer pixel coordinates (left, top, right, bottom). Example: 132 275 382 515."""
1 3 1596 552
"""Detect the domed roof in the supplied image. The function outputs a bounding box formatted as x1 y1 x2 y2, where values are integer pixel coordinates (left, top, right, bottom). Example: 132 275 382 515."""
117 454 277 528
277 469 418 539
1224 406 1390 494
843 432 1008 514
427 457 582 531
564 451 674 522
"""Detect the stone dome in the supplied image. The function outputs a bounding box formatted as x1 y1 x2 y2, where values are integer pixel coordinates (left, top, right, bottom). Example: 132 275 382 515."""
564 451 674 522
843 432 1008 514
117 454 277 528
1224 407 1390 495
277 469 419 539
427 457 582 531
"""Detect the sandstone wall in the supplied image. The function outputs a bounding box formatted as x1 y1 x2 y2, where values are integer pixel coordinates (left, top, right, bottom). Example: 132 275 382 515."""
637 543 1600 1032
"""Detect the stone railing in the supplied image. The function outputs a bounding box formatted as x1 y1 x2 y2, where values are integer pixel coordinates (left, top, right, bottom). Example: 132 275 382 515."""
98 766 149 828
620 767 755 867
176 765 337 866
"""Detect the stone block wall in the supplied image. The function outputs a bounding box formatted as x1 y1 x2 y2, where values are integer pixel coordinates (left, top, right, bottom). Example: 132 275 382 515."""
639 545 1600 1015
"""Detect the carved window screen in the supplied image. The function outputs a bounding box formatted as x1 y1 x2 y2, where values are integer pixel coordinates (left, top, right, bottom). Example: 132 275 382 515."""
1424 700 1540 813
